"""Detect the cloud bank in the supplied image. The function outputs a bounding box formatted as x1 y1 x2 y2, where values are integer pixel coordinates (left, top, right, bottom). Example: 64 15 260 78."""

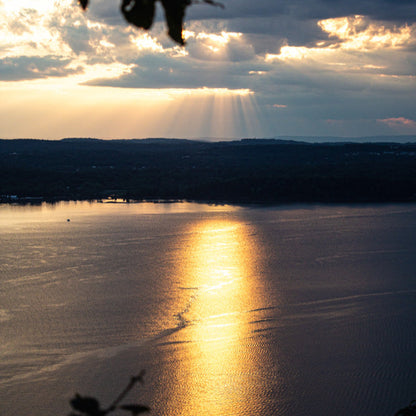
0 0 415 138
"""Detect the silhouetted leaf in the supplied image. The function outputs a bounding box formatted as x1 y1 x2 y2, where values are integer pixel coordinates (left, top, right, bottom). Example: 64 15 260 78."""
121 0 156 30
161 0 191 45
395 401 416 416
78 0 89 10
120 404 151 415
79 0 223 45
395 410 416 416
70 394 103 416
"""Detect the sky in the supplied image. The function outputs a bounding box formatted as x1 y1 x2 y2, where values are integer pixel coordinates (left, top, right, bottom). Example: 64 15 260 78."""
0 0 415 140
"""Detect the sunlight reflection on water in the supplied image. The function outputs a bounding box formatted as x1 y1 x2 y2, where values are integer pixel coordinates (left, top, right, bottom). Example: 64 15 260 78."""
158 219 274 415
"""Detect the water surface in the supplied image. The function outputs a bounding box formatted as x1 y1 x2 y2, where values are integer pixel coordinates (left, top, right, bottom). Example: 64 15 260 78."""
1 201 415 415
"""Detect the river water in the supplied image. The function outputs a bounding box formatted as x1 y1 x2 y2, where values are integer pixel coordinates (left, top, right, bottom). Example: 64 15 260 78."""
1 201 415 416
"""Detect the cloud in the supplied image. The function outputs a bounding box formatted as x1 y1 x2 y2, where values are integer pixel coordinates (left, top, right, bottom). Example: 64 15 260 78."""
0 0 415 138
318 16 416 51
262 15 416 95
6 10 35 36
185 30 255 62
0 4 74 59
81 26 261 89
186 0 416 23
0 56 83 81
59 9 415 139
377 117 416 131
70 0 416 54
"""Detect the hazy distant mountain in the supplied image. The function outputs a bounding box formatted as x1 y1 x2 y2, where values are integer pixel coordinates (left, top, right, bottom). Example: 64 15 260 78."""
57 135 416 144
270 135 416 143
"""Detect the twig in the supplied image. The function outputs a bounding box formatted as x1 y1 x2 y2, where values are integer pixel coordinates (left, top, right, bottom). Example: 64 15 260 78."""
105 371 146 413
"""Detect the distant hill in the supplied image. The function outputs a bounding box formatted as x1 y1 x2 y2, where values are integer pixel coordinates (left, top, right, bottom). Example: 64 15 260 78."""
1 138 416 204
269 135 416 143
58 135 416 144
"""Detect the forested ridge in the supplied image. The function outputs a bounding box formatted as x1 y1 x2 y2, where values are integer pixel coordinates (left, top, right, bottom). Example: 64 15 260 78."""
2 138 416 204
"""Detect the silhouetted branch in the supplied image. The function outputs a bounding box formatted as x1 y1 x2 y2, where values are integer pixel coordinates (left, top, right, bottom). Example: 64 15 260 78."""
69 371 149 416
105 371 146 413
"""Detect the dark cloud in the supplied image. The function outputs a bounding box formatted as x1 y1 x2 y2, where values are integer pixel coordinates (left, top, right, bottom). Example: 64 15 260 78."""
84 0 127 26
84 54 221 89
186 0 416 22
80 0 415 54
223 16 326 54
0 56 83 81
83 46 259 89
186 0 416 52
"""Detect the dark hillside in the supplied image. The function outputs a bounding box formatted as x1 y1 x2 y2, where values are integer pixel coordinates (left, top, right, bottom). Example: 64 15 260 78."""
1 139 416 203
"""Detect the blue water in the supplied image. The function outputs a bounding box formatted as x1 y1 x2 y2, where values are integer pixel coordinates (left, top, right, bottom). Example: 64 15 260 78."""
0 202 415 415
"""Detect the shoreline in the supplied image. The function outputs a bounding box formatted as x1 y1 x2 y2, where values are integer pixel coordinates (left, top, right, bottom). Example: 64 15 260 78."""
2 195 416 208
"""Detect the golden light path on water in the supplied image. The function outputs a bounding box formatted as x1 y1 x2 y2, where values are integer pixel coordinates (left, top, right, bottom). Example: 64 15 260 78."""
160 218 268 415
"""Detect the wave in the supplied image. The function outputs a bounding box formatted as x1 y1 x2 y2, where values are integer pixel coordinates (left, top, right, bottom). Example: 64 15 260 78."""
0 310 194 388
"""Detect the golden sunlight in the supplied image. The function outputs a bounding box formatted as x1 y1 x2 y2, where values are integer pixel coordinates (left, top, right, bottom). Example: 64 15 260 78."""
0 79 258 139
318 15 414 50
185 220 252 333
166 219 264 415
129 33 166 53
0 0 65 14
0 0 81 59
196 31 242 53
184 30 246 59
0 1 260 139
148 87 259 138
